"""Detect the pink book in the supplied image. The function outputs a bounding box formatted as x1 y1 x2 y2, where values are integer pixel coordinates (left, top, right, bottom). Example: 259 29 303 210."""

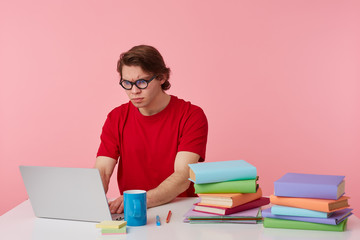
193 197 270 215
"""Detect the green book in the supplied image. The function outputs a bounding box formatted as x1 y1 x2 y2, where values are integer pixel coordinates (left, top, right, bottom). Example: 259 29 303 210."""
263 217 347 232
194 178 258 194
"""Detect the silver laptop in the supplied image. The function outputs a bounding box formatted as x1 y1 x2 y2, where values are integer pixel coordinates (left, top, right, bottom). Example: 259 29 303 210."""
19 166 122 222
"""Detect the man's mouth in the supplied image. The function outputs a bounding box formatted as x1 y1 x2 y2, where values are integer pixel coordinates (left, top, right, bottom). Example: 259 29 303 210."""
132 98 143 103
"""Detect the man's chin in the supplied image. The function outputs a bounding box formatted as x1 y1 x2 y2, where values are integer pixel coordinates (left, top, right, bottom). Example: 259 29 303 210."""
131 100 145 108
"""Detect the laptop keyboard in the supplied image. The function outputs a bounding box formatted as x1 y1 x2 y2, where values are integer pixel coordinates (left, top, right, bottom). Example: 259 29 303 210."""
112 213 123 221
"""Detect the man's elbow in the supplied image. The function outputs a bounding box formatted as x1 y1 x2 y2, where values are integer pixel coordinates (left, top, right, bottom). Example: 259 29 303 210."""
178 178 191 193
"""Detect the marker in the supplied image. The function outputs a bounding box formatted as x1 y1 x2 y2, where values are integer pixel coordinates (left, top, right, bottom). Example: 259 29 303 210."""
166 210 172 223
156 215 161 226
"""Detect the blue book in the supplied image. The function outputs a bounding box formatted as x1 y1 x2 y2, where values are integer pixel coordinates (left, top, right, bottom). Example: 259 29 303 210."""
262 208 352 225
274 173 345 200
188 160 257 184
271 205 331 218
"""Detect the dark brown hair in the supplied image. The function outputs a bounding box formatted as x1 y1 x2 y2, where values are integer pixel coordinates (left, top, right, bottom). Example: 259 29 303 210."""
117 45 171 90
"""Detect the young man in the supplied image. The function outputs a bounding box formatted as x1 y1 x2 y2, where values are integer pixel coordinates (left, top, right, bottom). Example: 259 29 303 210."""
95 45 208 213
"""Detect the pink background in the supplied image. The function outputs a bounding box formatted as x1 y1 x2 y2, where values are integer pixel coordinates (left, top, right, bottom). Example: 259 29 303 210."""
1 1 359 216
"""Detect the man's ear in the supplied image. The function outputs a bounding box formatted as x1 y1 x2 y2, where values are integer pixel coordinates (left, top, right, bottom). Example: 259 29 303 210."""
157 74 166 84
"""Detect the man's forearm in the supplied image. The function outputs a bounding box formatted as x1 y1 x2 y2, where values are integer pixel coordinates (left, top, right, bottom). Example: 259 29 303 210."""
146 171 191 208
94 156 117 194
98 170 112 193
146 151 200 208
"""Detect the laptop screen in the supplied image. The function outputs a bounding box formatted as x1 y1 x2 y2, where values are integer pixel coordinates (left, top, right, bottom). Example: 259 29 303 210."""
19 166 116 222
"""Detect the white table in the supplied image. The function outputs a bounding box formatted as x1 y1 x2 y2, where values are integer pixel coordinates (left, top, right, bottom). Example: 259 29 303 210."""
1 198 360 240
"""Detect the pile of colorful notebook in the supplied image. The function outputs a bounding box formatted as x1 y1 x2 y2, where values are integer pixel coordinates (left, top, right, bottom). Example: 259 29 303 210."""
95 220 127 236
184 160 270 223
263 173 352 231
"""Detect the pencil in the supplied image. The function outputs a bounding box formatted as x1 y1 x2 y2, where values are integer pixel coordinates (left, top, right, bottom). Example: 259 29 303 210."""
166 210 172 223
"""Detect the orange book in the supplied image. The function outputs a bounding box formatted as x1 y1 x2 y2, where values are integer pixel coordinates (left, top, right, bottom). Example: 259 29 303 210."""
197 188 262 208
270 195 350 212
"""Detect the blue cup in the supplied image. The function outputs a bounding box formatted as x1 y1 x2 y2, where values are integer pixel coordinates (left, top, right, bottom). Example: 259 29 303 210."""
123 190 147 226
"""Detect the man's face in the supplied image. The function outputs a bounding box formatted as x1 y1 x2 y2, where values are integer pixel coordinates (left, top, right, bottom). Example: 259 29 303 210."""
121 65 164 111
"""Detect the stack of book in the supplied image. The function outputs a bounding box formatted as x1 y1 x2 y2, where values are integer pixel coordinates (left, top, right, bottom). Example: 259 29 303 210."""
263 173 352 231
185 160 270 223
95 220 127 236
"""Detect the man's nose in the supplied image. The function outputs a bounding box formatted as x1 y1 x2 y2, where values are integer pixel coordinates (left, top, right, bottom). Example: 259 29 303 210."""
131 85 141 94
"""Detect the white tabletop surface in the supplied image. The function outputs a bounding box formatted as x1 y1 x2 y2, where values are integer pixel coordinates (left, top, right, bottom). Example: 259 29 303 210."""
1 197 360 240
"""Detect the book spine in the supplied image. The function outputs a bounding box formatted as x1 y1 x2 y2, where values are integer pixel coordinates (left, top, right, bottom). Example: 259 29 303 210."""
194 179 257 194
274 182 339 199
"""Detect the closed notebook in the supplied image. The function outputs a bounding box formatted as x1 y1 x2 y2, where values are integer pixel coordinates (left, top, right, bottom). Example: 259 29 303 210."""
184 206 261 223
198 188 262 208
263 217 348 232
194 197 269 215
271 205 332 218
270 195 350 212
262 208 352 225
194 178 258 194
189 219 258 224
274 173 345 200
188 160 257 184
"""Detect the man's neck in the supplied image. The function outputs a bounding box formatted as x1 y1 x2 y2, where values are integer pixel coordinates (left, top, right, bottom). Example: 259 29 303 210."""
138 93 171 116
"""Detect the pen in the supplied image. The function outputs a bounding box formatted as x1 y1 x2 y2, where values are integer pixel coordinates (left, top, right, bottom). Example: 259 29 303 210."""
156 215 161 226
166 210 172 223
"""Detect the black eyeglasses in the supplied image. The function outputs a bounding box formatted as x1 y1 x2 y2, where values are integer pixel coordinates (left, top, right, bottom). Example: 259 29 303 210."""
119 75 157 90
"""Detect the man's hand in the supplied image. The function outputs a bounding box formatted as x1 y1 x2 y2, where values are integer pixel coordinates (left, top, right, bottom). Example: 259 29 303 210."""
109 196 124 214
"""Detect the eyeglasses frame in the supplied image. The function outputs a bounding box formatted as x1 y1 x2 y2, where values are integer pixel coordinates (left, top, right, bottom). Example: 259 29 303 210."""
119 75 157 90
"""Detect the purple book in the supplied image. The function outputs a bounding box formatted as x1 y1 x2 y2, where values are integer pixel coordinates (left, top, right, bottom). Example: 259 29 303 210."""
274 173 345 200
262 208 352 225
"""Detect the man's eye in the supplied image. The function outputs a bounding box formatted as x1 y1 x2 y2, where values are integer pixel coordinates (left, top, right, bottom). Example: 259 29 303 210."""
137 80 146 84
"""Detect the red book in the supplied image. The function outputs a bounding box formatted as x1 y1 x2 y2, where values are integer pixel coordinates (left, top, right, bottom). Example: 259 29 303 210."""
193 197 270 215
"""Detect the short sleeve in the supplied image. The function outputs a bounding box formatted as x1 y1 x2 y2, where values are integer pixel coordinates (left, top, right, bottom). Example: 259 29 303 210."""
178 107 208 161
96 110 121 161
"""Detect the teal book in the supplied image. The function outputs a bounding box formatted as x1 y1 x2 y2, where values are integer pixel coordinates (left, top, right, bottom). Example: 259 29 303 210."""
271 205 331 218
189 160 257 184
194 177 258 194
263 217 348 231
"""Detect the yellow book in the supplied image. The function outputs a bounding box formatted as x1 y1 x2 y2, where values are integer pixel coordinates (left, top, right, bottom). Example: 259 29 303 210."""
96 220 127 229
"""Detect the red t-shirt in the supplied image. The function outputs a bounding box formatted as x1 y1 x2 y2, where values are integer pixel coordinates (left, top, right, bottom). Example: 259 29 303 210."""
97 95 208 197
